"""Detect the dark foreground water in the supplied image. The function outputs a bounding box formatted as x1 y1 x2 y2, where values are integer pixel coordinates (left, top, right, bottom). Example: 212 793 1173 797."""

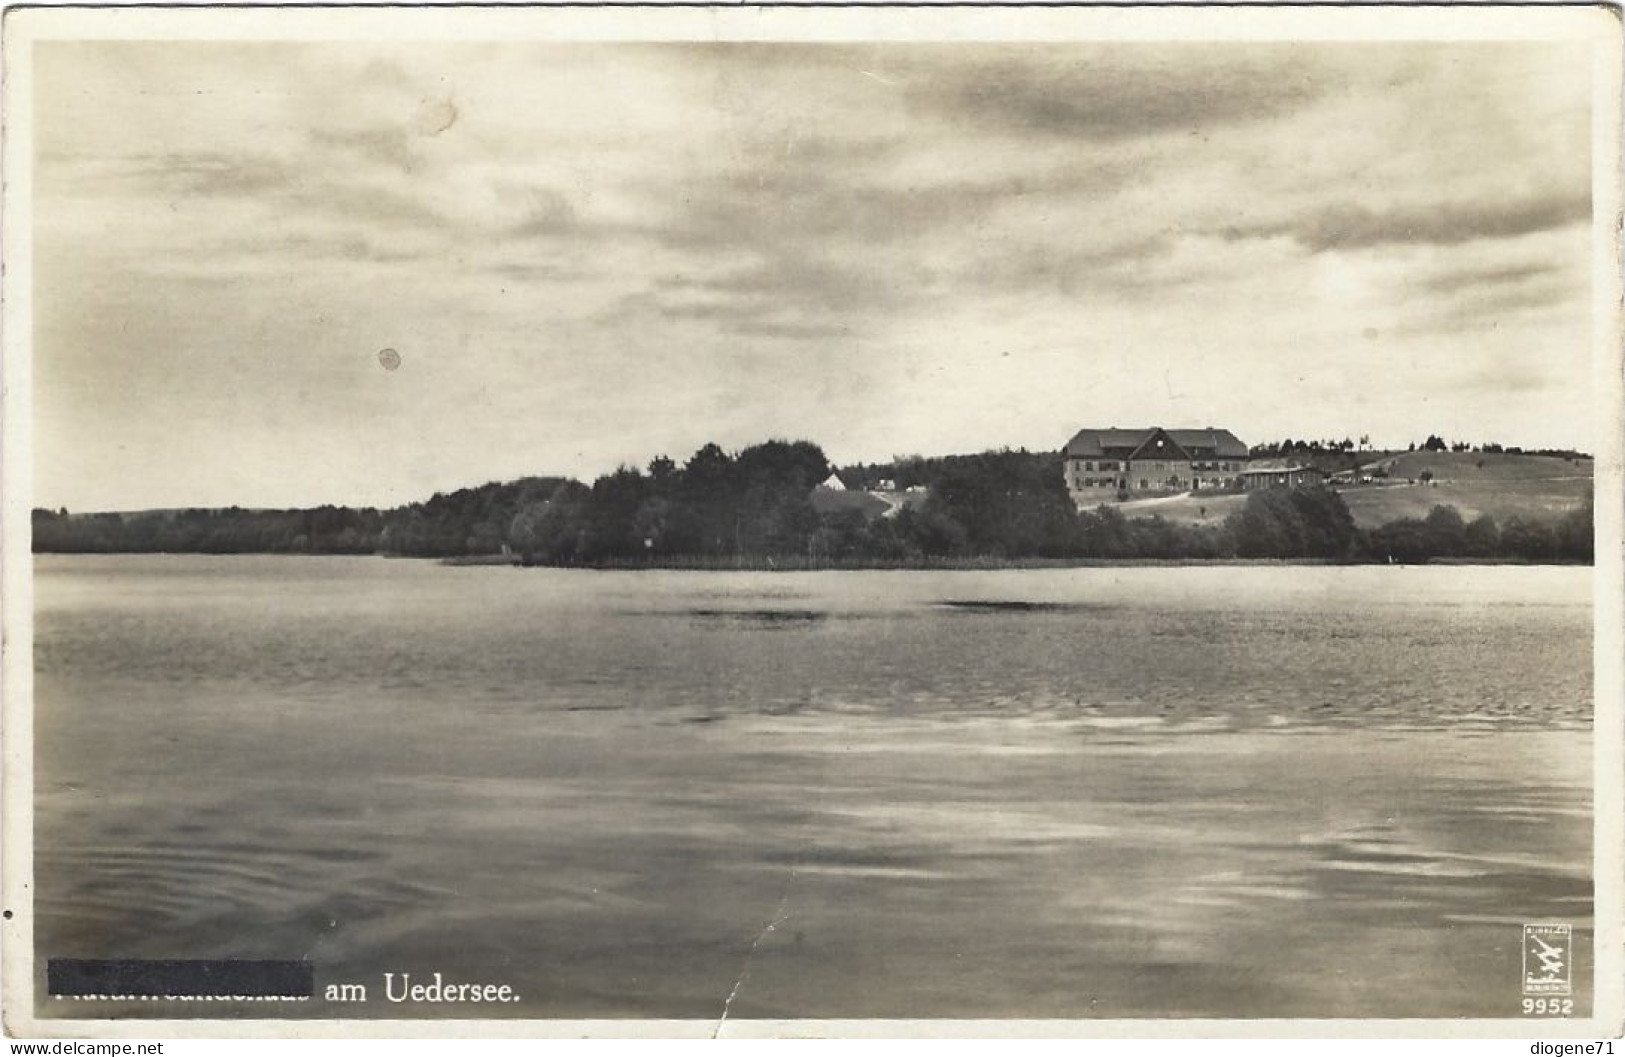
33 557 1593 1020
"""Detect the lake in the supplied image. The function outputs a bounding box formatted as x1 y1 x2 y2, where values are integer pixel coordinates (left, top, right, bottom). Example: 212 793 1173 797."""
31 556 1594 1021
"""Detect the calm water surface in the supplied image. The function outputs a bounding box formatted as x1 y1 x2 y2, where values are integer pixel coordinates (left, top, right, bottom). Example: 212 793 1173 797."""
33 556 1593 1019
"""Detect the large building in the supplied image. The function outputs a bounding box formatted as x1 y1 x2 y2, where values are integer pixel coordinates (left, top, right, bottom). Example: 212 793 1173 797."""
1062 426 1250 506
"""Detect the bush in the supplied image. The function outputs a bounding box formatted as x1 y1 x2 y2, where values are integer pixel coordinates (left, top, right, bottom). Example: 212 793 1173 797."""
1499 517 1556 561
1554 501 1593 562
1423 505 1467 556
1369 518 1433 563
1222 484 1356 559
1464 513 1500 557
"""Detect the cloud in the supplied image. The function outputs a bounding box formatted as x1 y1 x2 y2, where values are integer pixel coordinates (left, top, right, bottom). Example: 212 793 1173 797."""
159 152 293 197
27 39 1600 509
294 180 452 232
599 149 1140 341
906 46 1340 140
1222 193 1590 252
1404 273 1581 335
488 260 578 283
731 319 855 341
1420 262 1560 294
604 249 904 341
501 189 581 239
958 235 1177 297
311 124 422 174
40 149 293 199
236 231 425 266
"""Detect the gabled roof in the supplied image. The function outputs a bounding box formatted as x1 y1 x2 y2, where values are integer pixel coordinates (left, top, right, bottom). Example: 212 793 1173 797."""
1062 428 1155 458
1166 428 1249 458
817 472 848 491
1063 427 1248 459
1128 428 1193 462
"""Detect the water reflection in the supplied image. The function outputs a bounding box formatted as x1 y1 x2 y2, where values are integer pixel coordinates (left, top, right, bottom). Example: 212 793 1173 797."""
34 557 1592 1019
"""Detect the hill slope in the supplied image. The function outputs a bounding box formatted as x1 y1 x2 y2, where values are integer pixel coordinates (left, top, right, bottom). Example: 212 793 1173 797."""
1108 452 1591 529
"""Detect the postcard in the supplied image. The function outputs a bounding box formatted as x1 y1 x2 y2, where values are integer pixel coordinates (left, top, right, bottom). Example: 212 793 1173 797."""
3 3 1621 1040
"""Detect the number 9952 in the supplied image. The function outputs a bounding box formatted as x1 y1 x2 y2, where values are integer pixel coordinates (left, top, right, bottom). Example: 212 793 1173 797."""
1522 997 1573 1016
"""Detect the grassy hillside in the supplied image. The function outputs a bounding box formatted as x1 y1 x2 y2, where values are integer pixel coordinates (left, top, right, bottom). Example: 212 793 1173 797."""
1371 450 1592 484
1108 452 1591 529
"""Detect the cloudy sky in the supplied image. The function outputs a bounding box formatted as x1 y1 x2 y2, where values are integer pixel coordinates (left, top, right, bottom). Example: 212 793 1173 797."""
32 37 1595 510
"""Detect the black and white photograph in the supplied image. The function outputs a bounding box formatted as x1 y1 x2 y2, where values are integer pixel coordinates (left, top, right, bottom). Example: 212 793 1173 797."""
2 4 1621 1039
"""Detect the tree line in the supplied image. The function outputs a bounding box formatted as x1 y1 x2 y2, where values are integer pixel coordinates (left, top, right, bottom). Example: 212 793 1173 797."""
32 440 1592 565
1367 502 1592 563
1245 434 1591 459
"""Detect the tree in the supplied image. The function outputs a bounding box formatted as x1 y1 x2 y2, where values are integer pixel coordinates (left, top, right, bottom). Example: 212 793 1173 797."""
1077 504 1131 558
1289 485 1359 557
1224 489 1303 558
1500 516 1555 561
1555 500 1593 562
678 443 739 555
921 450 1075 557
579 466 653 559
1223 484 1355 559
1423 504 1467 556
732 440 831 555
894 504 966 556
508 481 591 561
1464 513 1500 558
647 455 677 484
1370 518 1432 562
735 440 831 493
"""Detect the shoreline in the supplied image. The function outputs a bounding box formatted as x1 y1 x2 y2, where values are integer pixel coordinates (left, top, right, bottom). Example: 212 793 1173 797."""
505 556 1592 571
28 550 1594 570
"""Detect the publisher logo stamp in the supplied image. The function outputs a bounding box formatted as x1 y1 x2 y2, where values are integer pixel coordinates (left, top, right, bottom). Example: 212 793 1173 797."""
1523 924 1571 996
